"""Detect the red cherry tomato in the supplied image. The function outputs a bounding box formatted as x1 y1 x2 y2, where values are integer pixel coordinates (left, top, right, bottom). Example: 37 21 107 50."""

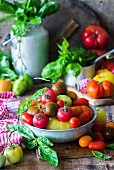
93 132 105 142
41 89 57 104
57 99 64 108
69 117 80 128
33 113 49 128
57 106 73 122
21 112 33 125
88 141 106 151
73 98 89 106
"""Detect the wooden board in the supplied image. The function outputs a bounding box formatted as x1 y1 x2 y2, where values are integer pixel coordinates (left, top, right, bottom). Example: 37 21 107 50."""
43 0 100 61
67 86 114 106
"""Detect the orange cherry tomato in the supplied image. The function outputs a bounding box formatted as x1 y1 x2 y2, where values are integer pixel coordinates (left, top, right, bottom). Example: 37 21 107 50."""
79 135 92 148
69 117 80 128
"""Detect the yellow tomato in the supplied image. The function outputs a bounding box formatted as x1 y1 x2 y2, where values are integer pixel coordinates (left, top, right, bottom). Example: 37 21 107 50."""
0 79 12 92
94 107 107 125
93 69 114 84
46 117 71 130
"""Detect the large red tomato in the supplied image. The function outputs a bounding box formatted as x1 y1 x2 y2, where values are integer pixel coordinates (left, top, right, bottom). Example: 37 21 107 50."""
82 24 110 49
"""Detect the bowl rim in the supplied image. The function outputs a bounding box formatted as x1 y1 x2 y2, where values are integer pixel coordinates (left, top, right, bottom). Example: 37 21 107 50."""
22 104 97 132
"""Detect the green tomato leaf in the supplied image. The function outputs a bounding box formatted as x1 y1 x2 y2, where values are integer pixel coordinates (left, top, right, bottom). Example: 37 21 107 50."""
106 143 114 149
38 143 58 167
17 97 32 114
92 150 112 160
37 136 53 147
6 123 35 139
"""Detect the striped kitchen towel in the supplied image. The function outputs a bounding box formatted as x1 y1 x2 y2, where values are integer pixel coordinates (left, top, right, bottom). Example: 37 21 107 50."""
0 92 22 152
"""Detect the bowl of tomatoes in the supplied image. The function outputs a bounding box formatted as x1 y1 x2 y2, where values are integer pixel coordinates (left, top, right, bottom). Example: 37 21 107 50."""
20 82 97 143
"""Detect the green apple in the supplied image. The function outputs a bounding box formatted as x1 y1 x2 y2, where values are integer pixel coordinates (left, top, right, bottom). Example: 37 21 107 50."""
57 95 72 106
94 107 107 125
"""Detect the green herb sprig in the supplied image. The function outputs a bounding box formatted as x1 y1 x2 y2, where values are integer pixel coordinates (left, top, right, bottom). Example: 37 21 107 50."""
0 0 60 37
6 123 58 167
41 38 96 83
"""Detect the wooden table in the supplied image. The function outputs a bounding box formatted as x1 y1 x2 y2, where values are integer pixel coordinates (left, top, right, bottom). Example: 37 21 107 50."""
3 84 114 170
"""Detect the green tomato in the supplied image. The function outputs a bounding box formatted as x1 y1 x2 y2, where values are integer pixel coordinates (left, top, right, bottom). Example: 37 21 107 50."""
4 144 23 163
0 154 6 168
12 77 27 96
20 74 33 90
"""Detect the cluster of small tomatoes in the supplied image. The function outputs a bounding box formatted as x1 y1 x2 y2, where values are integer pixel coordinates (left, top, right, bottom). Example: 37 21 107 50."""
78 120 114 150
21 82 94 130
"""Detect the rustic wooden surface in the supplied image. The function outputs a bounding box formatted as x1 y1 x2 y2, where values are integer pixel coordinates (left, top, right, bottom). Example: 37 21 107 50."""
3 141 114 170
1 83 112 170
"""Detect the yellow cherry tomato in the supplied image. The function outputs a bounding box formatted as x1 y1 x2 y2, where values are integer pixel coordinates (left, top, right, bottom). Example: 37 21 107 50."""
0 79 12 92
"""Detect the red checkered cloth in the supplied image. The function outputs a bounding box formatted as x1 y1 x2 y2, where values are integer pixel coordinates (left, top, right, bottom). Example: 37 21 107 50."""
0 92 22 152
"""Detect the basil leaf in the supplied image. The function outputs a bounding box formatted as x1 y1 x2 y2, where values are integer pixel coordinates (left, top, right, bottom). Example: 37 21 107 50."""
106 143 114 149
38 1 60 17
0 1 16 14
17 97 32 114
22 139 37 149
0 66 18 80
37 136 53 147
92 150 112 160
12 20 28 36
30 16 41 25
6 123 35 139
65 63 82 77
31 87 47 101
38 143 58 167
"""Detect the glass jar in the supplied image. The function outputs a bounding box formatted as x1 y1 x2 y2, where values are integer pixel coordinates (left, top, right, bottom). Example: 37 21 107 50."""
10 24 49 78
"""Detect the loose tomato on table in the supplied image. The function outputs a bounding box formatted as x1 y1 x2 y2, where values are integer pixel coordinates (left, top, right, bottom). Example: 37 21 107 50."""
57 106 73 122
4 144 23 163
79 135 92 148
82 24 110 49
33 113 49 128
93 132 105 142
88 141 106 151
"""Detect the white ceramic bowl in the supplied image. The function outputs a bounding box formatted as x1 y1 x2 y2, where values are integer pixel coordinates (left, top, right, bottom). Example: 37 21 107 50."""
23 105 97 143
